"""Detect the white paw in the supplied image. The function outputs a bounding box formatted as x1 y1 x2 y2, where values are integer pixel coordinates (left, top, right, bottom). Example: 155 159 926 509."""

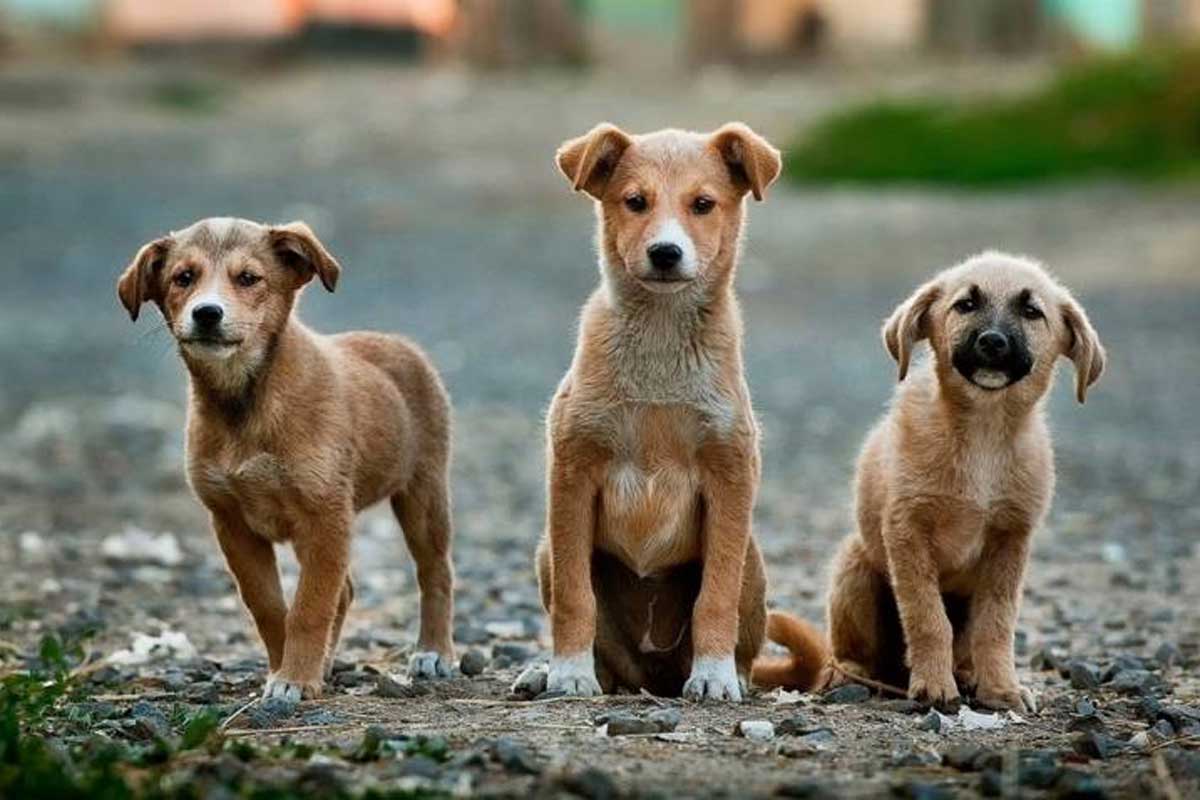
683 655 743 702
547 651 602 697
408 651 454 679
262 675 304 704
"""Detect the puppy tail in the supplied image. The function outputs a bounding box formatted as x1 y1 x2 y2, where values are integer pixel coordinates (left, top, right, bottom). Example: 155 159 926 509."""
750 611 829 691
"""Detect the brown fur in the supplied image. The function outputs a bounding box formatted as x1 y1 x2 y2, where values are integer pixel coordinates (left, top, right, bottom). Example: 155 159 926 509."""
756 252 1104 712
532 123 782 701
117 217 456 700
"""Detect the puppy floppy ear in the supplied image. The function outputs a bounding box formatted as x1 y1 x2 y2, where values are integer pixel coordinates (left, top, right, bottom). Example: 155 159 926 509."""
556 123 633 199
117 236 172 321
1060 294 1105 403
709 122 782 201
882 280 941 381
268 222 341 292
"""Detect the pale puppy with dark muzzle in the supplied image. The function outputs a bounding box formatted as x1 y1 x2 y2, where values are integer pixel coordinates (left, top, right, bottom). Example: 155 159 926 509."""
754 251 1106 712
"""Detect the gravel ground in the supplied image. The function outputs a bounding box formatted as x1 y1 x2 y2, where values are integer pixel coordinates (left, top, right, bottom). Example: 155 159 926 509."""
0 58 1198 798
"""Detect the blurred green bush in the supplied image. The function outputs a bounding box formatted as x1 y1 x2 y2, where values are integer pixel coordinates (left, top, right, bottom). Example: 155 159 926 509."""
786 49 1200 186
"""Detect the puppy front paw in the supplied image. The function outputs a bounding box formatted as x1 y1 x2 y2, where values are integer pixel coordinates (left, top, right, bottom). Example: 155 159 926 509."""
975 680 1037 713
547 652 602 697
263 672 322 703
908 668 960 711
683 656 743 703
408 651 454 679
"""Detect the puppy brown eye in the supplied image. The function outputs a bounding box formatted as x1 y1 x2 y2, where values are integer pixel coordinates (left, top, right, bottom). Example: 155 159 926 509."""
1022 304 1043 320
237 271 261 288
174 269 194 288
691 196 715 215
625 194 647 213
953 298 976 313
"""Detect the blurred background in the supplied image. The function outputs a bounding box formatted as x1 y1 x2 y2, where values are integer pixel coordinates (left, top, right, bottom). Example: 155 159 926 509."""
0 0 1197 686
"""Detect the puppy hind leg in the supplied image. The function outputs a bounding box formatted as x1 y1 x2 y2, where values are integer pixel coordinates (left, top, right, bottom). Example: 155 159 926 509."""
827 535 888 689
391 479 456 679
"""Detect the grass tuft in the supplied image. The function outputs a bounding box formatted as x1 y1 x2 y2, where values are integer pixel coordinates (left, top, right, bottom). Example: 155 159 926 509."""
785 49 1200 186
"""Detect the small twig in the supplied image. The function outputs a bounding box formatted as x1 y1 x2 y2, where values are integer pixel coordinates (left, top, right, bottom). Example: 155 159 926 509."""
1149 734 1200 752
450 695 612 707
225 723 365 737
92 692 179 702
1152 752 1183 800
638 688 669 707
220 696 261 732
828 663 908 698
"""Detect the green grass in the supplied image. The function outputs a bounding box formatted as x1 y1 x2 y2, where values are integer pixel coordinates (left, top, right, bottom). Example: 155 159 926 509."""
785 49 1200 186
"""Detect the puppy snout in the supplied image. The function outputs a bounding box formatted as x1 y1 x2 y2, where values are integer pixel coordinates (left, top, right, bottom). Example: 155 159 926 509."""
192 303 225 327
974 330 1010 362
647 243 683 271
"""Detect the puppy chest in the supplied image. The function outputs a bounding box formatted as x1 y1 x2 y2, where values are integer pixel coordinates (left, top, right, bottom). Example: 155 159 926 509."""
597 458 702 576
191 454 301 542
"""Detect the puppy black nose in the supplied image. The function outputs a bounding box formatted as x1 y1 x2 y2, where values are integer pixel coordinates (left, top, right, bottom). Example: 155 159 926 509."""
975 330 1010 361
192 304 224 326
647 243 683 271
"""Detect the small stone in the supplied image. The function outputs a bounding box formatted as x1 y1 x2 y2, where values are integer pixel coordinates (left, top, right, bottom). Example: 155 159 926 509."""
776 715 813 736
1101 656 1148 682
737 720 775 742
821 684 870 704
459 649 488 677
400 755 442 779
1108 669 1162 696
1030 648 1068 674
1075 698 1097 716
1053 768 1109 799
560 767 618 800
373 675 428 699
246 697 298 729
1154 642 1182 668
1017 751 1062 789
646 707 682 732
332 670 372 689
510 663 548 699
1069 662 1101 691
1073 732 1128 761
942 745 985 772
891 748 940 767
918 710 944 733
491 738 541 775
796 728 835 747
129 701 170 739
1152 719 1176 738
602 713 657 736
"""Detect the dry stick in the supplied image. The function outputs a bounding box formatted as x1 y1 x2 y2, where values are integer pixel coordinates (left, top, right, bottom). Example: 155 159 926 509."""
828 662 908 698
92 692 179 702
1149 734 1200 752
225 723 365 738
220 696 261 732
1152 752 1183 800
450 694 612 707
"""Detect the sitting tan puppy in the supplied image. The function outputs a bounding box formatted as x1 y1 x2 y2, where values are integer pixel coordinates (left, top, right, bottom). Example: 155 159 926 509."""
755 252 1104 711
117 218 456 701
532 123 781 701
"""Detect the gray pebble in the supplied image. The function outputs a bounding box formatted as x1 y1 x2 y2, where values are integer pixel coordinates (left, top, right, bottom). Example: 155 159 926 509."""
821 683 870 704
459 648 488 677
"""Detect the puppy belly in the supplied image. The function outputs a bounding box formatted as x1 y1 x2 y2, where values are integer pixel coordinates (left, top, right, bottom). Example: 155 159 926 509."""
592 551 699 696
596 461 702 577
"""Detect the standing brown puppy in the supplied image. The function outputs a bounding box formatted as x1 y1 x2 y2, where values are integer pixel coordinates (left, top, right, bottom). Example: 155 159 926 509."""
755 252 1104 712
533 123 781 701
117 218 456 702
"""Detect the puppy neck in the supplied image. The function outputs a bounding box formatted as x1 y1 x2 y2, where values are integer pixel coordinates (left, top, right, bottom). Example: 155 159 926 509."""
184 319 311 427
908 359 1046 440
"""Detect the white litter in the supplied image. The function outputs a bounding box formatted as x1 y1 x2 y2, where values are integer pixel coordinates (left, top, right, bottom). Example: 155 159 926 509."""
109 630 197 666
770 688 805 705
738 720 776 741
925 705 1026 733
101 526 183 567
